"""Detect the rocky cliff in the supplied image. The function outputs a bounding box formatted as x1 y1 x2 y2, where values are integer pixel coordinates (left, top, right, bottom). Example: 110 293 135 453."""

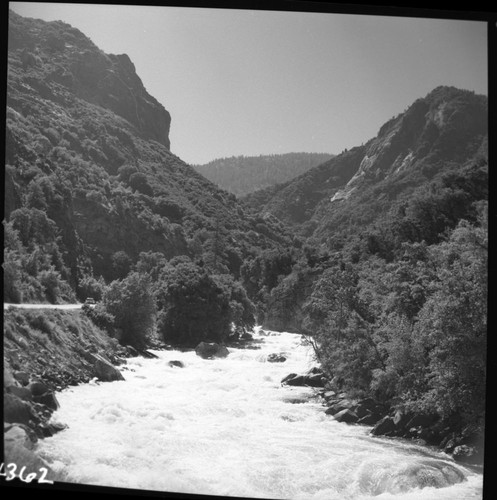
243 86 487 240
8 11 171 148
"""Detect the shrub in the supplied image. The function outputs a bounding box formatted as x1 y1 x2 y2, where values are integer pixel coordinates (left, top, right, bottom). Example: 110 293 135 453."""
82 303 115 333
103 272 156 349
27 312 53 335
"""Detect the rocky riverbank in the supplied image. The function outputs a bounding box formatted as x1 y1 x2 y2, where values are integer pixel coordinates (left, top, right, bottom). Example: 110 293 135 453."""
3 307 145 480
3 308 252 482
280 367 485 468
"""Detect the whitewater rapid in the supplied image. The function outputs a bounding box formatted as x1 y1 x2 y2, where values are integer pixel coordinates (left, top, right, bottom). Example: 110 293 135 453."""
38 329 483 499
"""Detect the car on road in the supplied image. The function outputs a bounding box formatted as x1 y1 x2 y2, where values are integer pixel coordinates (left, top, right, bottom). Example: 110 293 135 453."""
84 297 96 305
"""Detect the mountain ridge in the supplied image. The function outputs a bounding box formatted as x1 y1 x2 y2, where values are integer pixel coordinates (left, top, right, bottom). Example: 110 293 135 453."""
193 152 334 197
8 11 171 149
243 85 487 240
5 10 295 302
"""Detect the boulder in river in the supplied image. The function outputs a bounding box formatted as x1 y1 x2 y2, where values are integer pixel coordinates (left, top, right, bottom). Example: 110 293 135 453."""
168 360 185 368
281 372 326 388
139 349 159 359
33 391 60 412
281 373 298 384
452 444 483 465
305 373 326 387
281 373 305 386
371 415 397 436
405 413 438 430
267 353 287 363
240 330 254 341
125 345 139 357
323 390 337 401
195 342 230 359
91 353 125 382
325 399 354 416
333 409 359 424
357 411 382 426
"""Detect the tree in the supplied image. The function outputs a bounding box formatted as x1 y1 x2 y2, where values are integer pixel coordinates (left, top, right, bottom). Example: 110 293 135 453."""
103 272 156 349
3 222 24 302
212 273 256 333
129 172 153 196
134 251 168 281
301 262 386 395
411 212 487 423
111 251 132 280
303 264 358 344
77 274 107 301
156 260 231 346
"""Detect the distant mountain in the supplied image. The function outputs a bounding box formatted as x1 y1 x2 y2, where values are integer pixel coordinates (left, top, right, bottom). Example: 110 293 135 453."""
243 86 487 243
193 152 334 197
5 10 294 303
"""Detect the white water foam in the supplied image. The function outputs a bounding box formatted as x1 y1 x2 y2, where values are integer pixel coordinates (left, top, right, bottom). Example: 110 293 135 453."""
38 329 483 499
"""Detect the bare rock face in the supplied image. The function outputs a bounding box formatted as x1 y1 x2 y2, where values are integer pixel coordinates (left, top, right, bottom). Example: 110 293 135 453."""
71 50 171 149
8 11 171 149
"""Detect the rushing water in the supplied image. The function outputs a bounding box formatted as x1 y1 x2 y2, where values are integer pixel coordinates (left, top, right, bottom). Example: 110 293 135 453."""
38 329 483 499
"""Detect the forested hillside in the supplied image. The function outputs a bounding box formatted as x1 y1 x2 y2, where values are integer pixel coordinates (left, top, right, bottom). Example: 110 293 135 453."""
4 10 296 345
240 86 487 442
193 152 333 197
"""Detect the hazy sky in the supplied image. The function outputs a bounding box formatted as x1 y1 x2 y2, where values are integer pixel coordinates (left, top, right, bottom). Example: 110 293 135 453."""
9 2 488 165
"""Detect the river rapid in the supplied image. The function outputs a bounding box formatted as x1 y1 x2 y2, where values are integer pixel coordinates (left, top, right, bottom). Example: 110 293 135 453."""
38 328 483 499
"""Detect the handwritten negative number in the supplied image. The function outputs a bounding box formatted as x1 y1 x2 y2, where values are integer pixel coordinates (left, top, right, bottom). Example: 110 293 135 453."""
0 462 54 484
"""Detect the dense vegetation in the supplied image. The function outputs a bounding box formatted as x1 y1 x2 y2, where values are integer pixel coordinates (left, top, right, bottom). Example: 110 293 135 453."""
240 87 488 433
193 152 333 197
4 10 295 347
5 11 487 440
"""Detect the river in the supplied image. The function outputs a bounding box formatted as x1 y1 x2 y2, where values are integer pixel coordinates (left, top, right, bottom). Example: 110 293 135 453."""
38 328 483 499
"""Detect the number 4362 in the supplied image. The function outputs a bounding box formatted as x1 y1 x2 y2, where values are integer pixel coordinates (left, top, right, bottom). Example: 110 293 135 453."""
0 462 54 484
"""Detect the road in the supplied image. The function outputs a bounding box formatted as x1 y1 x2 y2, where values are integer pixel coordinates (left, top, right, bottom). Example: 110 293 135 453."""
4 303 86 310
